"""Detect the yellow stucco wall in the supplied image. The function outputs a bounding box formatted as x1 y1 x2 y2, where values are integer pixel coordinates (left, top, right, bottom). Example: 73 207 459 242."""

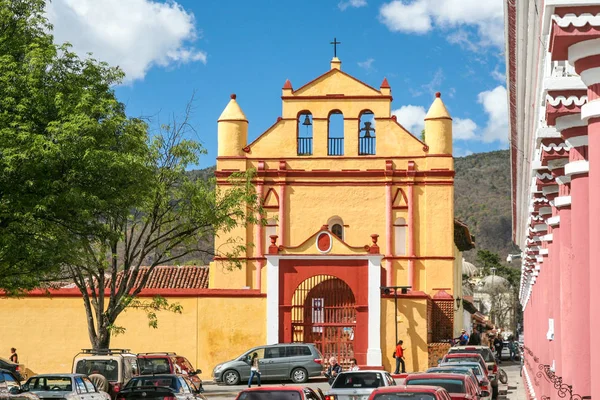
0 296 264 380
381 297 429 372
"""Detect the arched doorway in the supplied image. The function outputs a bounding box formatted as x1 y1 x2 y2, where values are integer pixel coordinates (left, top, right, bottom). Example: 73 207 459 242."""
291 275 356 366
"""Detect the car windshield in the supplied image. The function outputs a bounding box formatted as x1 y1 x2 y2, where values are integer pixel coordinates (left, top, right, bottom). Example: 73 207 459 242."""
75 360 118 382
429 366 481 377
332 372 383 389
126 377 176 389
138 358 170 375
445 357 481 365
25 377 72 392
373 394 436 400
449 348 495 363
406 379 465 393
237 391 302 400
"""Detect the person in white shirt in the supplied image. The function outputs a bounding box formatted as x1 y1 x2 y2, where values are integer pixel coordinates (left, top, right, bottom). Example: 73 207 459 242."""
349 358 360 371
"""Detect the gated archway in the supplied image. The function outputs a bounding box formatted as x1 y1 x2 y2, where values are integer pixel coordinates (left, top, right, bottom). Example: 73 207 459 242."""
291 275 356 367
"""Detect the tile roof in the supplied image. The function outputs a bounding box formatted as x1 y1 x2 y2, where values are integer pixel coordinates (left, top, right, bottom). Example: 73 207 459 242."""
103 266 209 289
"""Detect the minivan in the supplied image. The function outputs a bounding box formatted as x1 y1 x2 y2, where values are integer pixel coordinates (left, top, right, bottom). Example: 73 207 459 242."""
213 344 323 385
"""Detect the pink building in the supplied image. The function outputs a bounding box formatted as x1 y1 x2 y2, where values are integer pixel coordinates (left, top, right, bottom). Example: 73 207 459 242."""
505 1 600 399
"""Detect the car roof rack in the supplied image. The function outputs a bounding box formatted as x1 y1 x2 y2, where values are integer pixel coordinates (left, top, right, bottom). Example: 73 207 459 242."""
137 352 177 356
78 349 132 355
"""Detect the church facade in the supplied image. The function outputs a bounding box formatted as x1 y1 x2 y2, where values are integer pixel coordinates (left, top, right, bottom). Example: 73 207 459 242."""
211 57 473 370
0 57 473 377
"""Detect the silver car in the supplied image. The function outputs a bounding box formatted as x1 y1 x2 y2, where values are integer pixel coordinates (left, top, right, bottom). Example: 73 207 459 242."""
213 344 323 385
327 371 396 400
22 374 110 400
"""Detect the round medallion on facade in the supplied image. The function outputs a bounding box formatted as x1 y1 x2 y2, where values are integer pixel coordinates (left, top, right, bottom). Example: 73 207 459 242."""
316 232 332 253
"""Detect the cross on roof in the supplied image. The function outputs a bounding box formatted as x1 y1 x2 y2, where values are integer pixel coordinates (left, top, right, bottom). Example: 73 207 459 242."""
330 37 341 58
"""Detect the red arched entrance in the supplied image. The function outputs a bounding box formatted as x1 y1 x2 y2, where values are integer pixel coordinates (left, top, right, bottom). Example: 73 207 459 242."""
291 275 356 366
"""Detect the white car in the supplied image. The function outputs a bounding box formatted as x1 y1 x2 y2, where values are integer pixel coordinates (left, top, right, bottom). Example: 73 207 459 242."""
327 370 397 400
22 374 110 400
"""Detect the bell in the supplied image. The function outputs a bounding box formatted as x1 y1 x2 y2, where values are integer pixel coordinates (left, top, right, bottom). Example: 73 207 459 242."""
361 121 374 138
302 115 312 126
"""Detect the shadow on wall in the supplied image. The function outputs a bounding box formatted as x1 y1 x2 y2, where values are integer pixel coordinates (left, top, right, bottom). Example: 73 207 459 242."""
399 299 427 372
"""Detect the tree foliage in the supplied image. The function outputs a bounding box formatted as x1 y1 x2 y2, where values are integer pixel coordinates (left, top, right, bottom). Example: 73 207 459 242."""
0 0 262 350
0 0 148 291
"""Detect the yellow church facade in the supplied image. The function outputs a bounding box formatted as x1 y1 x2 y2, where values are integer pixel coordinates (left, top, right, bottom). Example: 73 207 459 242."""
211 57 472 370
0 58 472 377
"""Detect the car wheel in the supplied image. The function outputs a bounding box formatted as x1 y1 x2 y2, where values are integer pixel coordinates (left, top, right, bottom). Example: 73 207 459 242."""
291 368 308 383
223 370 240 386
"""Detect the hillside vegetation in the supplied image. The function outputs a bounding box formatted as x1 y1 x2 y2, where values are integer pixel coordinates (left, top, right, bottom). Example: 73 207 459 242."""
454 150 517 262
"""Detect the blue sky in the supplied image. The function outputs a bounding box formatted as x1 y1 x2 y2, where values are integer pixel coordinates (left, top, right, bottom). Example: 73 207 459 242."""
46 0 507 168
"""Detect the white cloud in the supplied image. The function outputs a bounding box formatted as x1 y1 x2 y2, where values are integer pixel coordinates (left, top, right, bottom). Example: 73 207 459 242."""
379 1 431 34
338 0 368 11
46 0 206 82
358 58 375 71
477 86 509 144
422 68 444 96
454 147 474 157
392 105 426 135
491 65 506 82
453 117 477 140
379 0 504 49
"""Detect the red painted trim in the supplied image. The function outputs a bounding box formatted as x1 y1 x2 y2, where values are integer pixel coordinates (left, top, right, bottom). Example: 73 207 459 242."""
4 288 266 298
217 119 247 123
282 95 392 100
283 79 293 90
216 154 452 161
392 188 408 207
217 169 455 179
291 68 383 95
217 180 454 187
383 256 455 260
381 290 430 300
381 78 390 89
392 206 409 210
407 184 416 289
575 54 600 75
280 226 370 252
263 187 280 207
279 184 286 246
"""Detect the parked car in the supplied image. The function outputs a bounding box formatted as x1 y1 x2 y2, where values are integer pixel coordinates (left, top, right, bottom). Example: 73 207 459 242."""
72 349 139 399
136 353 202 392
439 354 487 378
0 359 23 382
404 373 487 400
425 366 490 400
235 386 324 400
368 385 453 400
116 375 205 400
0 369 39 400
22 374 110 400
445 346 498 398
213 344 323 385
326 370 396 400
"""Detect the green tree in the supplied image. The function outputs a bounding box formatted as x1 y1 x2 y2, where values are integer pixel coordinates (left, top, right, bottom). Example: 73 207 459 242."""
0 0 149 292
66 107 261 350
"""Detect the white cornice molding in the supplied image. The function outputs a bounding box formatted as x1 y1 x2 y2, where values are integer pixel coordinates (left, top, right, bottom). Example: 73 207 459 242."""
555 114 586 131
555 195 572 208
582 99 600 120
569 37 600 64
565 160 590 176
555 175 571 185
540 206 553 215
546 94 587 106
540 248 549 255
564 135 588 148
542 185 559 195
547 215 560 226
554 13 600 28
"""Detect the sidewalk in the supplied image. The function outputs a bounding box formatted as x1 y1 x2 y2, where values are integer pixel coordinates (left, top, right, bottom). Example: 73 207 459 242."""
502 363 526 399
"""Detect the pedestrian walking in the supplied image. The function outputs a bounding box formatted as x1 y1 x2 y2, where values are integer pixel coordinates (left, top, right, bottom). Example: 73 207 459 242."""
393 340 406 374
324 357 343 385
468 328 481 345
247 352 261 387
9 348 18 364
493 336 503 363
508 337 517 361
458 330 470 346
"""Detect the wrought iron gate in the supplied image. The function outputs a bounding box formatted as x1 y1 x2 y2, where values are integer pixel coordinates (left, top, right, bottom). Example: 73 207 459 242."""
291 275 356 367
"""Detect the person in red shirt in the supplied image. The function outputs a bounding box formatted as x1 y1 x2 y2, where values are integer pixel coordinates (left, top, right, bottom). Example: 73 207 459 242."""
393 340 405 374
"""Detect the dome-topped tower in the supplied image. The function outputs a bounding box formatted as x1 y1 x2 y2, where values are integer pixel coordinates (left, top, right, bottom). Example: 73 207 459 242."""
217 94 248 157
424 92 453 155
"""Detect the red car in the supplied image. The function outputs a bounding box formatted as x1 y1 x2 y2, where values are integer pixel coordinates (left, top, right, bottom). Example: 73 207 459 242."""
439 353 487 378
368 385 453 400
235 386 324 400
137 353 202 392
404 373 486 400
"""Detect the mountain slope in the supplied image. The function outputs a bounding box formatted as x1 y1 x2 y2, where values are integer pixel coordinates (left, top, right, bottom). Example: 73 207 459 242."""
454 150 516 262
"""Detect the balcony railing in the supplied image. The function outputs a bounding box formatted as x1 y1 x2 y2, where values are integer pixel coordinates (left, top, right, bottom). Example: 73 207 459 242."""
359 136 376 155
297 137 313 156
328 138 344 156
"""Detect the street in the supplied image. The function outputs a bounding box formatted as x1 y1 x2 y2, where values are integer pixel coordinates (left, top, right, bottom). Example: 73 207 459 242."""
201 362 527 399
